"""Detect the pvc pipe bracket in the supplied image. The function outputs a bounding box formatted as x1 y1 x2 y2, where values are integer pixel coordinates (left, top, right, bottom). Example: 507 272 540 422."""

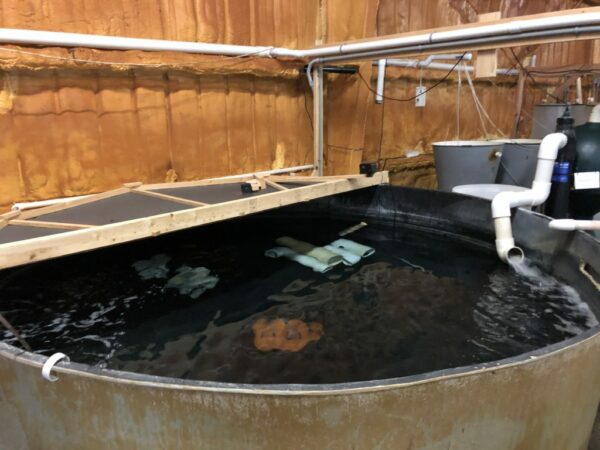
42 352 70 382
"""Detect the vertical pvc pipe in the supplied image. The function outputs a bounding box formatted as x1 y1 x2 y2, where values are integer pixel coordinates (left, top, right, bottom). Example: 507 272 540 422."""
312 65 325 176
375 59 387 104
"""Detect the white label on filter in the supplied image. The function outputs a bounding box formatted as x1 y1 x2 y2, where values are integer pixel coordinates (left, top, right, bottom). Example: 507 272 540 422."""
415 86 426 107
574 171 600 190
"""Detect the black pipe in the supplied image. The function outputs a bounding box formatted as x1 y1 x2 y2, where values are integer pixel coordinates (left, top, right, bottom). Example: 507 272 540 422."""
303 65 358 74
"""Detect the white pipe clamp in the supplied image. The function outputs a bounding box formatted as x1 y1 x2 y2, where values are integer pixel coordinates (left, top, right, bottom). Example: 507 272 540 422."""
42 353 70 382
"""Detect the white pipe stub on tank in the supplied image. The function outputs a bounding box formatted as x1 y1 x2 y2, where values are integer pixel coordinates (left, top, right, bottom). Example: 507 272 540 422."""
41 353 70 382
491 133 568 262
548 219 600 231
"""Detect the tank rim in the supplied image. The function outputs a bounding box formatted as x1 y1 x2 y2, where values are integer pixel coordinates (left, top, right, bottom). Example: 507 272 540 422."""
1 326 598 395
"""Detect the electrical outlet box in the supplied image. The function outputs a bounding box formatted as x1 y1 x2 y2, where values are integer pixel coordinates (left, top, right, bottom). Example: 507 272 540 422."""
415 86 426 107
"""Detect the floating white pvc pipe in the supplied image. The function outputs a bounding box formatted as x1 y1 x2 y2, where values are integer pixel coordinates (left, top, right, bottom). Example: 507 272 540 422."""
491 133 568 262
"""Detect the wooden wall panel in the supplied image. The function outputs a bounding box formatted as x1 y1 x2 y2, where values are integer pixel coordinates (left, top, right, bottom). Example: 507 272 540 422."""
0 0 594 208
0 0 319 47
366 0 594 188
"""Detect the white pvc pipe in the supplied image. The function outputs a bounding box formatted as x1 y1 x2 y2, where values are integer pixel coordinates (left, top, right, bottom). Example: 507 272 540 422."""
576 77 583 104
382 58 517 75
212 164 314 180
549 219 600 231
1 11 600 60
12 194 92 211
421 53 473 65
313 12 600 58
375 59 386 103
491 132 568 262
385 59 472 71
0 28 291 57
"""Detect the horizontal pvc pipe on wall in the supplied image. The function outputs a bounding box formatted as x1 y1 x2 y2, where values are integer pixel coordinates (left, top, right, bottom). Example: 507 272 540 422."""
0 10 600 61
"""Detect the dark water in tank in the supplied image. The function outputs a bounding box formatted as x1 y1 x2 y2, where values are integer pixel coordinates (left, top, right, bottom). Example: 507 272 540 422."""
0 216 596 384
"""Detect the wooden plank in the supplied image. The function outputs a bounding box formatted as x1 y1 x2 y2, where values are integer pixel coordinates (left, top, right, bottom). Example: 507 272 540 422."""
270 174 365 183
19 187 132 220
139 176 256 191
0 172 388 270
511 69 527 138
8 219 92 230
263 179 289 191
131 189 208 207
0 210 21 230
475 12 500 79
592 40 600 64
123 182 143 189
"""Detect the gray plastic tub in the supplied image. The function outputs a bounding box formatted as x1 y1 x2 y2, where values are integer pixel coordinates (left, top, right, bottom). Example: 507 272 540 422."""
433 140 503 192
530 104 592 139
494 139 541 187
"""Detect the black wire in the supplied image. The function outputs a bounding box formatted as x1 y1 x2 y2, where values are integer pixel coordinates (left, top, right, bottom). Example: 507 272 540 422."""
357 52 467 102
510 48 564 103
528 69 600 76
302 82 314 132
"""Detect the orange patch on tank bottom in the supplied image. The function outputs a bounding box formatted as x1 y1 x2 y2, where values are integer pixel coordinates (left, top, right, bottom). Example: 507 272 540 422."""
252 318 324 352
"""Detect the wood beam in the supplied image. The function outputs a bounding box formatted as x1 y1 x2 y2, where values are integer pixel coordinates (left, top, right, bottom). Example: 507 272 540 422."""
0 210 21 230
19 187 132 220
512 69 527 138
475 12 500 79
8 220 92 230
131 189 208 207
263 179 289 191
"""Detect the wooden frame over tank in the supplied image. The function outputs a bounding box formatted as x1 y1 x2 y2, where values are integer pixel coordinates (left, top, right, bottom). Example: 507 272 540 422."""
0 171 388 270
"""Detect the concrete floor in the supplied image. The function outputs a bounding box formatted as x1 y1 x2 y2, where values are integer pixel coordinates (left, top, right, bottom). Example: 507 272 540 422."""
590 409 600 449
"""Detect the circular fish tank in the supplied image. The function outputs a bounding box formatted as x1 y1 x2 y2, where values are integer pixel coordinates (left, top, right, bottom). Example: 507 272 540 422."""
0 185 599 449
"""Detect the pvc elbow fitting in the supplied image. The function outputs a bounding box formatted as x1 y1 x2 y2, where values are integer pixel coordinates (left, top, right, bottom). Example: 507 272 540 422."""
537 133 567 161
494 217 524 262
495 240 525 263
491 132 568 262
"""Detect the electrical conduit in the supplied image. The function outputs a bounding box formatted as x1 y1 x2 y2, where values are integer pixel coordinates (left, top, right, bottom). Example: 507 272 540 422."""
1 10 600 62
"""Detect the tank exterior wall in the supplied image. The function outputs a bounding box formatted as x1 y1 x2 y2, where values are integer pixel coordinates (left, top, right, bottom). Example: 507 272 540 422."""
0 334 599 450
1 185 599 449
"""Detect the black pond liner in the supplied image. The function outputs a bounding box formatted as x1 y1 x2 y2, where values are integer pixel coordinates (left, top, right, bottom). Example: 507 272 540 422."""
0 185 599 392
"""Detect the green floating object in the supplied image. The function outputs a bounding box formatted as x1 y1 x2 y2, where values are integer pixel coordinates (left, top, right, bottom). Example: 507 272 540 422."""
166 266 219 299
